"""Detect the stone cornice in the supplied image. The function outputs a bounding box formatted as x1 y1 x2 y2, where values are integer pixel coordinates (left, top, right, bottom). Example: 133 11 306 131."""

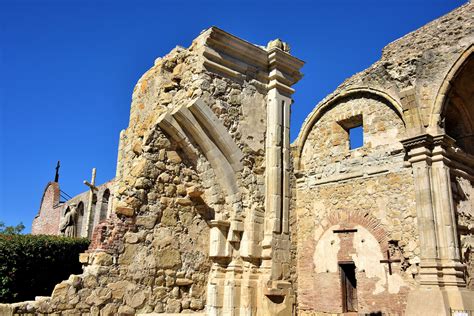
198 27 304 94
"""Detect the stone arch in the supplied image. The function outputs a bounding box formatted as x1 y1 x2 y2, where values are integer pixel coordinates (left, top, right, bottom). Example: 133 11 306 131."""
430 44 474 131
99 189 110 222
294 87 405 170
155 98 244 220
75 201 84 237
88 194 97 239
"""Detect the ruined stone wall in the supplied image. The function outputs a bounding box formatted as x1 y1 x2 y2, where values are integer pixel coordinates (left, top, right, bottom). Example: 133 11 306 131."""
10 27 303 315
13 37 220 316
452 175 474 290
330 3 473 129
295 95 418 315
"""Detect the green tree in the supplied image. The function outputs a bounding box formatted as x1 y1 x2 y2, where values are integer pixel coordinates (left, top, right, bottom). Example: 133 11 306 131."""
0 221 25 235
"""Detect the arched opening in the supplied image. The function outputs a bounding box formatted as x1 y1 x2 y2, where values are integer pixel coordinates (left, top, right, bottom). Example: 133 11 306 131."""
440 52 474 289
75 202 84 238
100 189 110 221
87 194 97 239
442 54 474 154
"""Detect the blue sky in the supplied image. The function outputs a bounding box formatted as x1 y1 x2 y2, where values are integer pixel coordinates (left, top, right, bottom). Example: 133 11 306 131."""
0 0 466 232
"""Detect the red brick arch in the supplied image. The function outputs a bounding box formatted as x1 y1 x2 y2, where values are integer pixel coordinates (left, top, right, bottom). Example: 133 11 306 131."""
318 210 390 253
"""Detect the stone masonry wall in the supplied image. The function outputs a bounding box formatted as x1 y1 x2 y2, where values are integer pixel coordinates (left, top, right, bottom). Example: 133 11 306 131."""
295 95 418 315
329 3 473 129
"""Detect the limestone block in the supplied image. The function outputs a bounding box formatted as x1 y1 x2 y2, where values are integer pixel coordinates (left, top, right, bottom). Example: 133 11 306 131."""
176 197 192 206
67 275 82 289
118 243 140 265
161 208 178 226
176 278 193 286
187 185 204 198
92 252 113 266
156 248 182 269
190 298 204 310
51 282 70 300
101 303 119 316
136 214 158 229
117 305 135 316
78 253 89 264
125 291 146 309
85 288 112 306
115 204 134 217
167 151 182 164
209 220 231 258
107 280 134 300
165 299 182 313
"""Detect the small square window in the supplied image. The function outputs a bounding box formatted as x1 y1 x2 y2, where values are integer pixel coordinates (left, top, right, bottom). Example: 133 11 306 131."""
349 125 363 150
337 115 364 150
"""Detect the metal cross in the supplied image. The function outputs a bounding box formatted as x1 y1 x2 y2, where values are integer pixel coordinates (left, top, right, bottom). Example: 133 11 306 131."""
380 250 401 275
54 160 61 182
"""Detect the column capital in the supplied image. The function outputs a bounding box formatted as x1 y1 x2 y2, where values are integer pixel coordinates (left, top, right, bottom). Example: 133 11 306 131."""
401 133 456 164
267 47 304 96
401 133 455 150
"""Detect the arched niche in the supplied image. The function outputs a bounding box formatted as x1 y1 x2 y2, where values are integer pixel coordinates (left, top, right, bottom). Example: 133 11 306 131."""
87 194 97 239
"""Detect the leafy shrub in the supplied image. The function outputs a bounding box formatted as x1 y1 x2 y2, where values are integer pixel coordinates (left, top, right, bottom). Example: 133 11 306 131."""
0 234 89 303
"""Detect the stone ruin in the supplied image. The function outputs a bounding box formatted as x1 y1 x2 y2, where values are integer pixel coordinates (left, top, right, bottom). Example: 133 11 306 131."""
4 2 474 315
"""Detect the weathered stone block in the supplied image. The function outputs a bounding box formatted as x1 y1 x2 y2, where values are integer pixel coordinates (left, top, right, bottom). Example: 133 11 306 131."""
156 248 182 269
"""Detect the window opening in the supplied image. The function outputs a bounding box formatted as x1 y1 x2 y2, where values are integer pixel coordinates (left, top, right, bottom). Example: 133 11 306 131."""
349 125 363 150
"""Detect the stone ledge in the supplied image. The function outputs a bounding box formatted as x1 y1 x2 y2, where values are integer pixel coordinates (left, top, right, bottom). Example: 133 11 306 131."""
137 314 207 316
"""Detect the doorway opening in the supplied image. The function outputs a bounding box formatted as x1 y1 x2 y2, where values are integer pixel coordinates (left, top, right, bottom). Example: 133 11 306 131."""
339 262 358 312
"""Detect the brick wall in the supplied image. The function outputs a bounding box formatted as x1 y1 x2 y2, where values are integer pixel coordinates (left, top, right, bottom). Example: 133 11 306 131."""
31 182 63 235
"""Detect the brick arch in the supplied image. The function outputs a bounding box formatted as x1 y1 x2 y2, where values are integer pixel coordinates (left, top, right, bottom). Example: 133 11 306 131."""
317 210 390 252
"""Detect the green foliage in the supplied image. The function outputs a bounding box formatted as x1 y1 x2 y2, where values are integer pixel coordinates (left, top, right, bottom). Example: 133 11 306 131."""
0 221 25 235
0 234 89 303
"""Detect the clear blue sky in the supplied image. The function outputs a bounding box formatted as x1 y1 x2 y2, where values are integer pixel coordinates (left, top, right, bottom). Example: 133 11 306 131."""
0 0 465 232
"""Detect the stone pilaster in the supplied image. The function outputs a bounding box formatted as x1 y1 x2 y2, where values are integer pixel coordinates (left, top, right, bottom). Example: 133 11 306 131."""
198 29 303 316
403 133 474 314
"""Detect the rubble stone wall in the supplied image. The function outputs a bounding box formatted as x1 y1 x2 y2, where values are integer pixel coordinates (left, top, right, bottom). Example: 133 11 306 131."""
11 27 304 315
